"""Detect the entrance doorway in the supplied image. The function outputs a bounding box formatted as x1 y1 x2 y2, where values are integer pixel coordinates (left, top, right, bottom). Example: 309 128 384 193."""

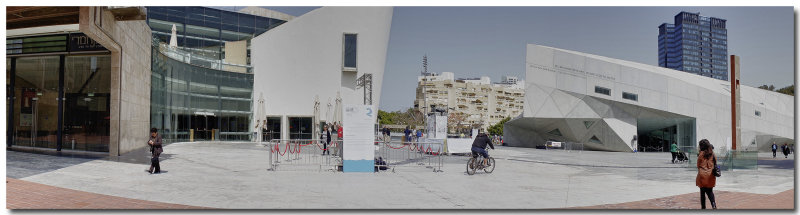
191 114 218 140
637 118 695 152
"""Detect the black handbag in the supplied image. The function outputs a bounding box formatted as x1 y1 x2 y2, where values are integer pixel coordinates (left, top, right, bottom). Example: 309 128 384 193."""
712 156 721 177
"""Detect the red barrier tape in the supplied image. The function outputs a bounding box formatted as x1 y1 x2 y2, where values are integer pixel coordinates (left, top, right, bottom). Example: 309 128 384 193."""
386 143 408 149
278 143 289 156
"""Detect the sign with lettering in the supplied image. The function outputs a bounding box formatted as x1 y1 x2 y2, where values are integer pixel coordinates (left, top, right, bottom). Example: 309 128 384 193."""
68 33 106 52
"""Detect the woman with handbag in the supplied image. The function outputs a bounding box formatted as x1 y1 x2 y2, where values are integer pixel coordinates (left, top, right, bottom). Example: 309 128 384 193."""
696 139 717 209
146 128 163 174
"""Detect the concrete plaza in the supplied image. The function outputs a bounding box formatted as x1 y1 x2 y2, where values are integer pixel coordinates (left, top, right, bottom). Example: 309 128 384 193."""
7 141 795 209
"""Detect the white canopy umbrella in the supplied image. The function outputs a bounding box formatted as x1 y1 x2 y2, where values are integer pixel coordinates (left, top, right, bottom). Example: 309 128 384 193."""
254 93 265 142
169 24 178 48
313 95 321 139
326 98 333 124
334 91 342 125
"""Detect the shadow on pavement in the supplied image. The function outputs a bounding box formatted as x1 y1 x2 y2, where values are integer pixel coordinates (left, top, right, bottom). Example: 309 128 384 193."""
6 148 103 179
757 159 795 170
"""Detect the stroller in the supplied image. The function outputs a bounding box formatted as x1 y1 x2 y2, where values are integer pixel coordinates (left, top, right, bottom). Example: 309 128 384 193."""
674 150 688 163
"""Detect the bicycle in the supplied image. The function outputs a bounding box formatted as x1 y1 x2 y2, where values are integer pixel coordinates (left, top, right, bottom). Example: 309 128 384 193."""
466 150 495 175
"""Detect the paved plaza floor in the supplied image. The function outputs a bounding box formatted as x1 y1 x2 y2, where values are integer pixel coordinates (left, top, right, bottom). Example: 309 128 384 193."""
6 141 795 209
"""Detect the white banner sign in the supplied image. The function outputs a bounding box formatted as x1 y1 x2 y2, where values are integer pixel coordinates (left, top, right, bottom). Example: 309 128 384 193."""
343 104 375 161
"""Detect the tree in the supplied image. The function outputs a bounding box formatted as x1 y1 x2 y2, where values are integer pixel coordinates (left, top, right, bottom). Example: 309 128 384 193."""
776 85 795 96
378 108 425 128
758 84 776 91
487 117 512 136
447 112 468 133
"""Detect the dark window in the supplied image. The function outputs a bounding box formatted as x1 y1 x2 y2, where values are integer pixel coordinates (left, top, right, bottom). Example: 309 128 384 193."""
221 11 238 25
583 121 594 129
594 86 611 96
622 92 638 101
343 34 357 69
755 111 761 117
256 17 271 28
238 15 255 28
547 129 562 137
589 136 603 144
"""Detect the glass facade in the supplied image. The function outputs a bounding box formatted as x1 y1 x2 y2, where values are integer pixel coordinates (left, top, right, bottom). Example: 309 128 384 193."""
658 11 728 81
146 7 287 63
6 34 112 152
151 44 254 143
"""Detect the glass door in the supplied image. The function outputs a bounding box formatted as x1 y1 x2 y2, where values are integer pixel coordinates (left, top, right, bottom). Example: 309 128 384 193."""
13 56 60 149
63 55 111 152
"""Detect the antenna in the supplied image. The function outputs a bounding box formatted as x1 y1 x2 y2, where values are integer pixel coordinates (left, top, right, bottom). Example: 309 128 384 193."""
422 54 433 76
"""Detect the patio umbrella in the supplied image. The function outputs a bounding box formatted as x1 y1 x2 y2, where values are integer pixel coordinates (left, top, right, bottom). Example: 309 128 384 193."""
326 98 333 124
313 95 320 139
334 91 342 125
255 93 265 142
169 24 178 48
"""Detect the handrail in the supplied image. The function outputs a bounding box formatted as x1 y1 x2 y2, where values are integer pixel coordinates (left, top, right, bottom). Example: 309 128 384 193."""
152 36 252 73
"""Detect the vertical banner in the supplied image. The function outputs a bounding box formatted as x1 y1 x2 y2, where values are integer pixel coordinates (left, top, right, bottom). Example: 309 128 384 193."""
343 104 375 172
435 115 447 139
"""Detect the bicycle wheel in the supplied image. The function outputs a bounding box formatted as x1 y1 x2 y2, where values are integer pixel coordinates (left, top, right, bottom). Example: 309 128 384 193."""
483 157 495 173
466 158 477 175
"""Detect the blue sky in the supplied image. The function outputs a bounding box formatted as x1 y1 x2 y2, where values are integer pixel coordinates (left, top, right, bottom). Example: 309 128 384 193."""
228 6 793 112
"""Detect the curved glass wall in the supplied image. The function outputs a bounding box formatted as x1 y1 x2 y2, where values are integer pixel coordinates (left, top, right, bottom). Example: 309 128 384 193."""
151 42 253 143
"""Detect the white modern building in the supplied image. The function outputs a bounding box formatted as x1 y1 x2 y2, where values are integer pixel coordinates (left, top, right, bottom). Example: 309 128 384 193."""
250 7 393 140
505 44 794 152
415 72 525 130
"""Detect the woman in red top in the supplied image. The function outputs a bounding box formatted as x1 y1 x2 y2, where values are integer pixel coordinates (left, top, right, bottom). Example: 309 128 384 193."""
696 139 717 209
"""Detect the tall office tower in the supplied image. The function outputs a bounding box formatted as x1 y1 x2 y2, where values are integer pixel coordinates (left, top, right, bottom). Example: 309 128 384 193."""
658 11 728 80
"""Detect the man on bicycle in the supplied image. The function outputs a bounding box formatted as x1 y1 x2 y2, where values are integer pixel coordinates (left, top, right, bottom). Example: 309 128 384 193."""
471 130 495 166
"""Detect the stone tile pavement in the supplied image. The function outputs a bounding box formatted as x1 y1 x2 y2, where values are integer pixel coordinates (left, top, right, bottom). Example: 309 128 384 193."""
6 177 210 209
576 189 794 209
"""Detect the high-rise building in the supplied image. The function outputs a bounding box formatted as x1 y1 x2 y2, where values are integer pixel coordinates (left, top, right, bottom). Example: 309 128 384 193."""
658 11 728 80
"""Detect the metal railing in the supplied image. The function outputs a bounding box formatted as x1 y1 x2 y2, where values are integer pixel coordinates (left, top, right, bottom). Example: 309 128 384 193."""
375 140 444 173
262 139 341 172
543 142 584 152
153 36 252 73
262 139 444 172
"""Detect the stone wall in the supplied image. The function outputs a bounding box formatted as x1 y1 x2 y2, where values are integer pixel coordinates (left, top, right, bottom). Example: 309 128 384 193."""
79 7 152 156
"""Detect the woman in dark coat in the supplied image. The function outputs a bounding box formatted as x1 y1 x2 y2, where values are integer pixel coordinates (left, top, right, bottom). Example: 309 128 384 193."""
696 139 717 209
147 128 163 174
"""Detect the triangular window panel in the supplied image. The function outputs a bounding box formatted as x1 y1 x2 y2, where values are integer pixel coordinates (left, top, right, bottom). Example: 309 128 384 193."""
589 135 603 144
583 121 594 129
547 128 562 137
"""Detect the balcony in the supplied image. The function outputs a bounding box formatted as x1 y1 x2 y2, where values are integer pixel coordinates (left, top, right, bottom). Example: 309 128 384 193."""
153 36 252 73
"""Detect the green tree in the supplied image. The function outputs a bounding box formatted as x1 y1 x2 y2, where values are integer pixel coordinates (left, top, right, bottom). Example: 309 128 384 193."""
487 117 512 136
378 110 395 125
758 84 776 91
776 85 794 96
378 108 425 128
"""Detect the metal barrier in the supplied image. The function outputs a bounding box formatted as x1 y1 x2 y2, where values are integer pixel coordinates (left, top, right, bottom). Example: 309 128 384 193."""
263 139 443 172
375 140 444 173
544 142 584 152
263 139 341 172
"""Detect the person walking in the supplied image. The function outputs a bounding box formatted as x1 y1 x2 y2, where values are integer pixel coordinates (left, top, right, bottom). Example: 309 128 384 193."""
146 128 163 174
416 129 423 142
696 139 717 209
772 142 778 158
670 141 679 163
404 126 411 143
382 126 391 143
321 125 331 155
782 143 789 158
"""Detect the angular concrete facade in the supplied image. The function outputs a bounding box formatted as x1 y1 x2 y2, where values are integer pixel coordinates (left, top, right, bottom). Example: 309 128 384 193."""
505 44 793 152
250 7 393 140
79 7 153 156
